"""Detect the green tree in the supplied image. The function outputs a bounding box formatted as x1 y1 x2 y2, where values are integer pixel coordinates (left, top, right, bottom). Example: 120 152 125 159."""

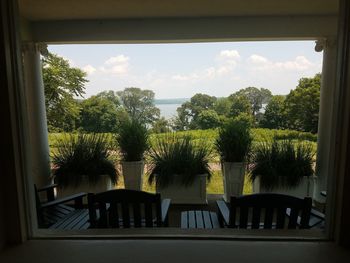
213 97 232 116
172 105 192 131
79 96 119 133
284 74 321 133
117 87 160 125
229 95 252 118
95 90 120 108
196 110 221 129
42 52 88 131
174 93 217 130
260 95 286 129
151 117 171 133
230 87 272 116
188 93 217 117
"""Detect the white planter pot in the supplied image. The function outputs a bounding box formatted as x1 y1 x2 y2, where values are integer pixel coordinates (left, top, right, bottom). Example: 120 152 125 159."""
252 176 316 199
121 161 144 191
222 162 246 202
57 174 114 200
156 174 207 204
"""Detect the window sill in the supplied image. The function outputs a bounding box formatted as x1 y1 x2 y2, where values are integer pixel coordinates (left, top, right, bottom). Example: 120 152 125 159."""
1 239 349 263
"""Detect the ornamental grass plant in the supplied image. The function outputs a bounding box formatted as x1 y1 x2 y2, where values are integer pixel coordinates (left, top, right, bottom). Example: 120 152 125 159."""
148 134 212 188
52 133 117 188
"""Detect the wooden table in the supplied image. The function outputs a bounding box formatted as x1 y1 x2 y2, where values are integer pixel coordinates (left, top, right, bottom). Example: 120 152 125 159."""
181 210 220 229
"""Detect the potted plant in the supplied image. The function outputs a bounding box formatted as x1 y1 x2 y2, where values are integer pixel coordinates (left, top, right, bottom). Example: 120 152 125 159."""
53 133 117 197
250 138 315 198
215 117 252 202
116 119 149 190
148 134 212 204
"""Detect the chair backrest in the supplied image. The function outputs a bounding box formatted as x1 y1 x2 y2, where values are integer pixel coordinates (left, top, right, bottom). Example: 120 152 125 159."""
88 189 162 228
229 193 312 229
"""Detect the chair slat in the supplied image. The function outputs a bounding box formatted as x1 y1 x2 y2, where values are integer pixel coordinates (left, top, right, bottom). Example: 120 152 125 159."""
98 202 107 228
288 207 299 229
276 207 286 229
144 201 153 227
239 207 249 228
109 202 119 228
264 207 274 229
251 207 261 229
133 202 141 228
121 201 130 228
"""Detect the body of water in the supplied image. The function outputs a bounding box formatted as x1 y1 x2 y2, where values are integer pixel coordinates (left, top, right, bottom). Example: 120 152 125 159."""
156 104 181 119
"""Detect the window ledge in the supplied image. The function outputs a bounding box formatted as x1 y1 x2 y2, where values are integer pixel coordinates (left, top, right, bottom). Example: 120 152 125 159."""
1 239 349 263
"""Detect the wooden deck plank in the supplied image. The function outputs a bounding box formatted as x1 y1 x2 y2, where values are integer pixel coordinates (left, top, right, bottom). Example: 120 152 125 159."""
202 211 212 229
181 212 188 228
195 211 204 229
188 211 196 228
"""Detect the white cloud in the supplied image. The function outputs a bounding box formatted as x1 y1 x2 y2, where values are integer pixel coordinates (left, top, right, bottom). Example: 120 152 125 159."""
248 54 269 64
101 54 130 75
82 64 96 74
275 56 313 71
169 50 242 83
247 54 316 72
219 50 241 60
105 55 129 65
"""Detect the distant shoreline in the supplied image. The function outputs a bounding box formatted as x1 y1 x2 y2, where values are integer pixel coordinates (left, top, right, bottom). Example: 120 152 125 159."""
154 98 189 105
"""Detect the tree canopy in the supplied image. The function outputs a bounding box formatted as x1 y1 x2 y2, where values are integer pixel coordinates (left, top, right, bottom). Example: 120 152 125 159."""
260 95 286 129
42 52 88 131
79 95 120 133
229 87 272 116
117 87 160 125
284 74 321 133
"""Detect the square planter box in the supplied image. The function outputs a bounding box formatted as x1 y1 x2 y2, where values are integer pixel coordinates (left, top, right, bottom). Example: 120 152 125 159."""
156 174 208 204
121 161 144 191
222 162 246 202
57 175 114 201
252 176 316 199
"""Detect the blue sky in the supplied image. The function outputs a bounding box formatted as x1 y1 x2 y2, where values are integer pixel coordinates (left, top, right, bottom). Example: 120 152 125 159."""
48 41 322 99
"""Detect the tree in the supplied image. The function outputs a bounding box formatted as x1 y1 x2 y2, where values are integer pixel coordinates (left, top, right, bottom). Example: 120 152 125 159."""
188 93 217 118
229 87 272 116
213 97 232 116
173 93 217 130
172 105 192 131
260 95 286 129
42 52 88 131
196 110 221 129
95 90 120 108
117 87 160 125
229 95 252 118
151 117 171 133
284 74 321 133
79 96 120 133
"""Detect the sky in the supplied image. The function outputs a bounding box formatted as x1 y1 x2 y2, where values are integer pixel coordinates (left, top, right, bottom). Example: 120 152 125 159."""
48 41 323 99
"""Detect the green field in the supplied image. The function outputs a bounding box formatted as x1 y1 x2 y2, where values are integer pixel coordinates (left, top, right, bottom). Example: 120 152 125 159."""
48 128 317 194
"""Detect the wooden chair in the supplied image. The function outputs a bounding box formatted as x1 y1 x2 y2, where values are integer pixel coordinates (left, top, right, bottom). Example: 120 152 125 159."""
216 193 312 229
35 184 89 229
88 189 171 228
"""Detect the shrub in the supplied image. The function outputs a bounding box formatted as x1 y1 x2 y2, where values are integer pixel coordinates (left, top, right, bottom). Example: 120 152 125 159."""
215 118 252 163
52 133 117 188
148 134 212 188
249 139 314 190
116 119 149 162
